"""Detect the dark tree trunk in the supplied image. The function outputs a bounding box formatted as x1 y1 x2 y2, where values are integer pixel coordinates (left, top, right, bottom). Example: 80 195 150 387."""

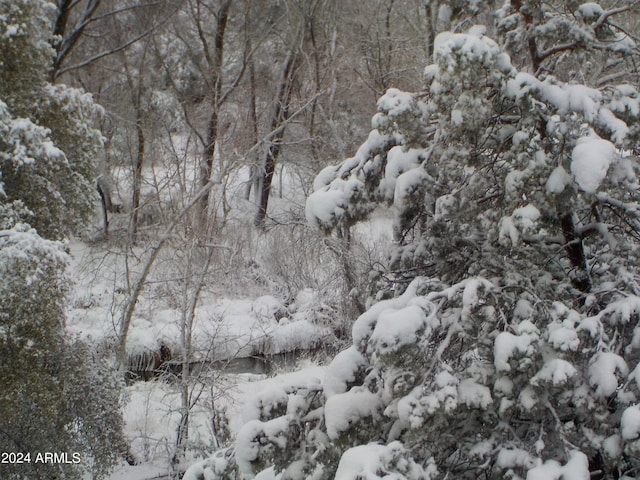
244 45 260 201
128 95 145 242
254 51 299 228
511 0 541 73
198 0 232 230
561 212 592 293
97 181 109 239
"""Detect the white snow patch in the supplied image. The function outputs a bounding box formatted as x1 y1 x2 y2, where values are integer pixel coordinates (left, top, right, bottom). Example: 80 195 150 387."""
324 346 367 398
334 441 434 480
546 166 572 194
621 405 640 440
588 352 628 397
370 304 427 356
530 359 577 386
496 448 537 470
325 389 384 439
458 379 492 409
571 136 616 193
494 330 537 372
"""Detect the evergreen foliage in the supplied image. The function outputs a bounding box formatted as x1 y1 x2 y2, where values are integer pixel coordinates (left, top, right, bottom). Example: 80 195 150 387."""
0 0 99 240
0 226 127 479
0 2 126 478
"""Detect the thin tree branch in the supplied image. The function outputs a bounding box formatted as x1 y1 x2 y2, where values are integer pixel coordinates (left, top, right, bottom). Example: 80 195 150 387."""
244 90 326 160
54 5 178 79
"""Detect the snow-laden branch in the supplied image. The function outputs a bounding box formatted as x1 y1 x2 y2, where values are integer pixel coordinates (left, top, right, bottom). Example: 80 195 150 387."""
593 6 632 30
577 222 619 251
596 193 640 217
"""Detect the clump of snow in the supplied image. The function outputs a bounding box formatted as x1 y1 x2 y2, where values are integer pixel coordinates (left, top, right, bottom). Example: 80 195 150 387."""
377 88 418 118
494 329 538 372
513 204 540 230
546 165 572 194
512 130 529 146
392 168 429 213
324 346 367 398
571 135 616 193
587 352 628 397
499 204 541 246
499 216 519 246
396 371 459 428
526 450 589 480
496 448 537 470
507 73 630 144
603 434 623 459
621 406 640 440
335 441 436 480
325 389 384 439
530 359 577 387
352 278 430 351
599 296 640 324
518 386 538 411
434 194 458 220
434 30 501 69
458 379 492 409
577 3 604 21
369 305 428 357
451 109 463 126
182 448 235 480
242 374 322 424
547 323 580 352
305 177 367 230
461 277 493 310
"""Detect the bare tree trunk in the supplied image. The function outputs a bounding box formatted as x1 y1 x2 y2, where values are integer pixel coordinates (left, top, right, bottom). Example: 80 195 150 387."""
128 106 145 242
96 176 111 238
425 2 436 59
172 244 214 472
120 38 150 243
198 0 232 230
305 2 322 165
244 36 260 201
254 50 299 228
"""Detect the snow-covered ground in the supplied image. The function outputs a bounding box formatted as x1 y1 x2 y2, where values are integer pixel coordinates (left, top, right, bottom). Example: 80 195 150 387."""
66 228 336 364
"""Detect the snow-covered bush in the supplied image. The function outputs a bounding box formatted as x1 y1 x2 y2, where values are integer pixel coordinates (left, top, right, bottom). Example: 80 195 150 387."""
0 225 127 479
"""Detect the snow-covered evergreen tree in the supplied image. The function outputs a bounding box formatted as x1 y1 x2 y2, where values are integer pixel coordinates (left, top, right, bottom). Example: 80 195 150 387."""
0 0 100 240
0 2 126 478
186 2 640 479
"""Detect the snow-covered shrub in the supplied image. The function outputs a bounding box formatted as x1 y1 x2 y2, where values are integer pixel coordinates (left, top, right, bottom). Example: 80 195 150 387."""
0 225 126 479
255 222 375 336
